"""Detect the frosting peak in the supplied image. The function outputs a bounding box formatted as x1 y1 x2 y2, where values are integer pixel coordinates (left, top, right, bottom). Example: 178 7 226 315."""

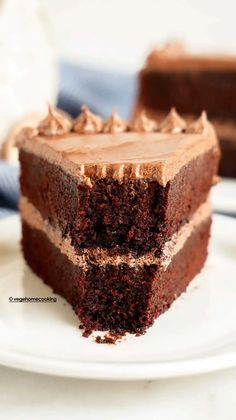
147 41 186 66
133 110 157 132
160 41 185 57
73 105 103 134
159 108 186 134
186 111 209 135
38 105 72 136
103 110 128 134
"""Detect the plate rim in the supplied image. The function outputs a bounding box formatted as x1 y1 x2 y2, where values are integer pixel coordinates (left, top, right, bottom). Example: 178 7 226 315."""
0 347 236 380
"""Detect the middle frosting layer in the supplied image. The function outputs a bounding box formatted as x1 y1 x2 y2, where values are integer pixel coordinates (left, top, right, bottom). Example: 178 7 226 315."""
20 197 211 270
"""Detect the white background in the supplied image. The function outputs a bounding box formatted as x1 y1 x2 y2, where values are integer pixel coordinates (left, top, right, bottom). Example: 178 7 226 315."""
44 0 236 71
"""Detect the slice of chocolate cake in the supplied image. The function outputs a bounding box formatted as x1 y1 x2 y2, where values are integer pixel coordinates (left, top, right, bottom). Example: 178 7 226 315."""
17 105 220 337
134 42 236 177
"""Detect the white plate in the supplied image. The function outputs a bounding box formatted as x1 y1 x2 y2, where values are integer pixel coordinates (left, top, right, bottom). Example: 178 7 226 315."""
0 215 235 380
212 178 236 214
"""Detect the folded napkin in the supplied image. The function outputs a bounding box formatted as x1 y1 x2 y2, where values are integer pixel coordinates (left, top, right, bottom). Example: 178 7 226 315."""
0 62 136 218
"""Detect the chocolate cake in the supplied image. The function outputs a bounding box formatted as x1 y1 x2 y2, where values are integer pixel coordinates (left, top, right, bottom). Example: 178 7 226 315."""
134 42 236 177
17 105 220 337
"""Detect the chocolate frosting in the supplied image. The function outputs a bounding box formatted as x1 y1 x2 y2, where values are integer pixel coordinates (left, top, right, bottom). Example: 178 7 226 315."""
16 105 219 187
133 110 157 132
103 110 128 134
145 42 236 72
17 127 218 188
38 105 72 136
159 108 186 133
186 111 209 135
134 105 236 142
73 105 103 134
147 41 186 67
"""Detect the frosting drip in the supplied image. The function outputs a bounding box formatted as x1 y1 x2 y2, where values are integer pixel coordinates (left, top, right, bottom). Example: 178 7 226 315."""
103 110 128 134
159 108 186 134
73 105 103 134
133 110 157 132
186 111 209 135
38 105 72 136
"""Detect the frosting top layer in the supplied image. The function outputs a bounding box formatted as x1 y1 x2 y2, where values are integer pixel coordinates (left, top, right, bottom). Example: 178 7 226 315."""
17 127 217 188
145 42 236 71
17 106 218 187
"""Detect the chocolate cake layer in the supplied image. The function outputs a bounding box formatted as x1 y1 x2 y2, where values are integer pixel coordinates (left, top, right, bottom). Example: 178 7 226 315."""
22 216 211 334
142 45 236 119
218 138 236 177
138 70 236 120
19 147 218 256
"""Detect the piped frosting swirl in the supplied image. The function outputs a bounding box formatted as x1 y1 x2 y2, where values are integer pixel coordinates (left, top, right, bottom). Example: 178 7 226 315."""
38 105 72 136
159 108 186 133
186 111 209 135
73 105 103 134
147 41 186 67
34 105 213 143
103 110 128 134
133 110 157 132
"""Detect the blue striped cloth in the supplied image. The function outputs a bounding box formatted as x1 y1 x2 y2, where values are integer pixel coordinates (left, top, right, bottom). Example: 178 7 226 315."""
0 62 136 218
0 161 19 218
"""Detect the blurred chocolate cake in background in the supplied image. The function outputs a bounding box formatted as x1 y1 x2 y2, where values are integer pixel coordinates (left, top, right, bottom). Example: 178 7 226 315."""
134 42 236 177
